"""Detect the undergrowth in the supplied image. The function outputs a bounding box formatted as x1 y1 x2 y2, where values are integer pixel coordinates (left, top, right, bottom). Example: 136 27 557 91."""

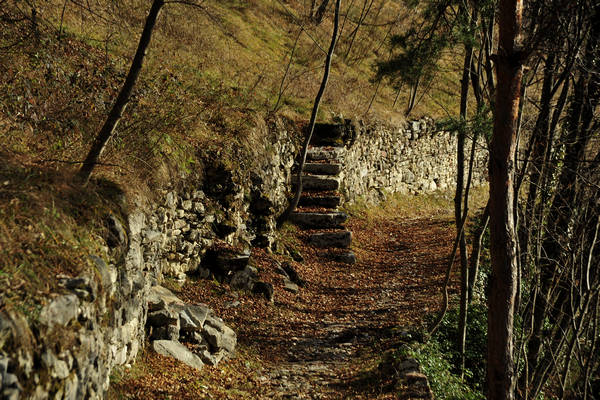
401 304 487 400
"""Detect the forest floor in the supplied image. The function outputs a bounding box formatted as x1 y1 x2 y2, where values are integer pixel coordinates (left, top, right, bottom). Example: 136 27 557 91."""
109 194 463 399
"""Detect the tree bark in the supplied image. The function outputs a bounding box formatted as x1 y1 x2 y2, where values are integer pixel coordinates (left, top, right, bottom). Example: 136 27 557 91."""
76 0 164 185
277 0 341 227
487 0 523 398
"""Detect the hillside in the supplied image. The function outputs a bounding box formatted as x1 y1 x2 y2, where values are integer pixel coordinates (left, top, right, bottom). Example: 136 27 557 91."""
1 0 461 185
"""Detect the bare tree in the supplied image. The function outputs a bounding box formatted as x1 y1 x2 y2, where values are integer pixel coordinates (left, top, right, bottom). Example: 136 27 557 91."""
487 0 524 398
76 0 165 185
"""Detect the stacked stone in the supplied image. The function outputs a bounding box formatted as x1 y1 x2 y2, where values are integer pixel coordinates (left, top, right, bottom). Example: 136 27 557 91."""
290 124 356 264
146 286 236 369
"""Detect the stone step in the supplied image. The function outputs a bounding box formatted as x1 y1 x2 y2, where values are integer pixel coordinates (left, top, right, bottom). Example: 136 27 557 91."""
296 175 340 191
290 212 348 229
298 195 341 209
310 123 346 146
307 147 344 161
304 162 341 176
309 231 352 248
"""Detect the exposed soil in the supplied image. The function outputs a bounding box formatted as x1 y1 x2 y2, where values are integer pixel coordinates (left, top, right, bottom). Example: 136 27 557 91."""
109 209 460 399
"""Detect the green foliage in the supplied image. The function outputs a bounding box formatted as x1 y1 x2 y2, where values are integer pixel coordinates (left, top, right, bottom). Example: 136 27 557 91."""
430 304 488 390
408 340 484 400
437 105 493 142
407 304 488 399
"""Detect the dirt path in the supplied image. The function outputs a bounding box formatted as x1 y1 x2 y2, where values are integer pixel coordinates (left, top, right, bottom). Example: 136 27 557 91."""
110 209 458 399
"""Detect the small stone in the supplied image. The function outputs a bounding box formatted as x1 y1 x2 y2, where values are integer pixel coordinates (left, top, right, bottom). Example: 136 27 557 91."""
283 279 299 294
224 300 241 308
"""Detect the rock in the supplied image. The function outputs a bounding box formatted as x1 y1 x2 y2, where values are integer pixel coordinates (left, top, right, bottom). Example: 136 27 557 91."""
59 276 95 301
181 200 192 210
204 250 251 276
252 281 274 302
229 268 256 291
281 262 305 287
147 286 184 312
202 315 237 353
152 340 204 370
90 255 115 292
309 231 352 248
283 279 299 294
178 304 210 332
198 349 225 366
333 251 356 264
165 192 177 209
3 388 20 400
39 295 79 328
289 212 348 229
41 351 67 379
106 214 127 249
0 356 21 400
147 309 179 327
397 358 420 374
403 169 415 184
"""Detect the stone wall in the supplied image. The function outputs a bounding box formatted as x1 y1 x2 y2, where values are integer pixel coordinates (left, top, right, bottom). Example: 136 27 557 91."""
0 118 298 400
338 118 488 203
1 211 151 400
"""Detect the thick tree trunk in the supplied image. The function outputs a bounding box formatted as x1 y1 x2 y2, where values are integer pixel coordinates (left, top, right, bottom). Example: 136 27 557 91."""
76 0 164 185
487 0 523 398
277 0 341 227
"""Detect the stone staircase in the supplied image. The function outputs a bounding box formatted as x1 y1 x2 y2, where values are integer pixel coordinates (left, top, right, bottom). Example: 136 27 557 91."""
290 124 356 264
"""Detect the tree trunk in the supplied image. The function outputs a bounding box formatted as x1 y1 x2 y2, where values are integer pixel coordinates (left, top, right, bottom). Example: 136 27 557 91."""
487 0 523 398
277 0 341 227
76 0 164 185
456 13 474 377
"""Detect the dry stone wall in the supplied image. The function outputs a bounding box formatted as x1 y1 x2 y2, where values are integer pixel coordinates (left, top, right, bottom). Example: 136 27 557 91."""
339 118 488 203
0 118 298 400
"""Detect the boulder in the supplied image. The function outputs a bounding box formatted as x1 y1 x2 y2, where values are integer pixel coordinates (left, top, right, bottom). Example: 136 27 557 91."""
178 304 210 333
202 315 237 354
152 340 204 370
147 285 184 312
333 251 357 264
